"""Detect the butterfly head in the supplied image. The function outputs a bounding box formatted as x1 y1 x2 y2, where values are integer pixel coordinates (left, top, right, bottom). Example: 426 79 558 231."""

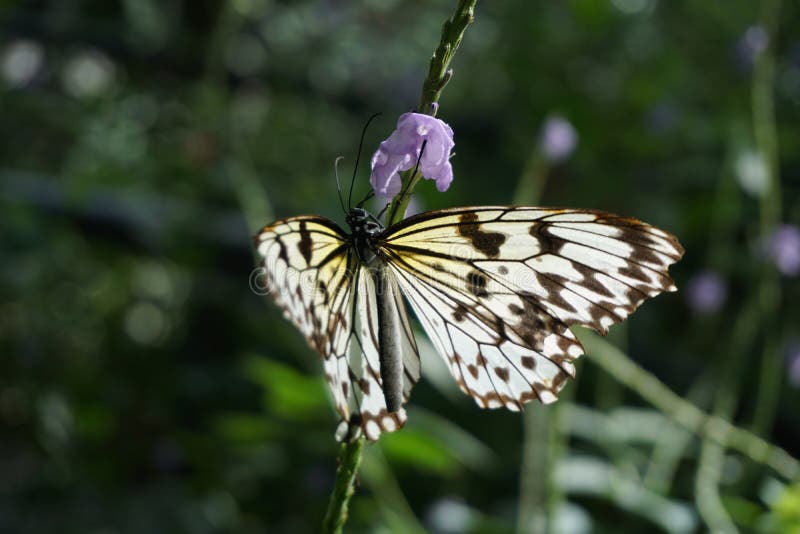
347 207 384 237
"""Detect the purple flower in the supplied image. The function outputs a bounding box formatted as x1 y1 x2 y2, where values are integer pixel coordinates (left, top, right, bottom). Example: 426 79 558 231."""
370 112 454 199
768 224 800 276
539 115 578 162
787 343 800 387
686 270 727 315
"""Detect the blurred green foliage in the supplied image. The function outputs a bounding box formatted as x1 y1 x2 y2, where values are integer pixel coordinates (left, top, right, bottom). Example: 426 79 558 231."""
769 482 800 533
1 0 799 532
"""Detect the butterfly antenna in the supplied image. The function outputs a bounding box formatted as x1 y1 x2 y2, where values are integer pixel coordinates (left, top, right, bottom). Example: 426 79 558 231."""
376 201 391 219
396 139 427 205
333 156 348 215
348 112 382 210
356 190 375 209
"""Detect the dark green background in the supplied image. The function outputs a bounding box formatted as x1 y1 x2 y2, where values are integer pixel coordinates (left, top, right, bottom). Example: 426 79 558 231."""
2 1 799 532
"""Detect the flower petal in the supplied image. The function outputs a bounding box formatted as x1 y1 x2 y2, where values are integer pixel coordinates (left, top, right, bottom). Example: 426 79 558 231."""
369 112 455 200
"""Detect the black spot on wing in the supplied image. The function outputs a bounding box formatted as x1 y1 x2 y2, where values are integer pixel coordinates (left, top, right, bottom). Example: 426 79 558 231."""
457 212 507 257
317 280 329 305
494 367 510 382
467 270 489 297
467 364 479 379
514 291 567 348
298 220 313 264
453 303 468 322
359 378 371 395
275 236 288 262
529 222 561 254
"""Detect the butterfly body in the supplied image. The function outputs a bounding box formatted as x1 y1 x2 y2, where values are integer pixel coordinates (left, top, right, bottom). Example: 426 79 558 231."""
255 206 683 441
344 207 406 413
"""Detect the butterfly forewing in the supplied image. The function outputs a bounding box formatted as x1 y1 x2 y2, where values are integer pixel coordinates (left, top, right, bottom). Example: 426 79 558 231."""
379 206 683 409
255 217 353 356
255 216 419 441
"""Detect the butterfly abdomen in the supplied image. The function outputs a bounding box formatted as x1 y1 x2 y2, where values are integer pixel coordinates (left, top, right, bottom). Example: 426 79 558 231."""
371 261 404 413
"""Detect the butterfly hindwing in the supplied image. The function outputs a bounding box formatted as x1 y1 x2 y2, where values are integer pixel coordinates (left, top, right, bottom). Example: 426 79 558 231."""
344 266 420 440
380 206 683 408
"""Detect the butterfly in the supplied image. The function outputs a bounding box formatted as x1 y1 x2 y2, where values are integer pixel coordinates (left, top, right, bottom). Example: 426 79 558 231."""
254 205 683 441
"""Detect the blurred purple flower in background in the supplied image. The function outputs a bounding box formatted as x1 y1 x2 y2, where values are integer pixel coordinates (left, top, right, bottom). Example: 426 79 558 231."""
370 112 454 199
787 342 800 388
686 270 727 315
768 224 800 276
539 115 578 162
734 149 769 197
736 25 769 70
426 497 472 534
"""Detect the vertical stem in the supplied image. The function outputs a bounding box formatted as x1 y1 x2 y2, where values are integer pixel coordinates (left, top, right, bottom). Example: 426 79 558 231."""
386 0 478 225
749 0 783 438
514 153 563 533
518 405 552 534
753 0 782 233
323 439 365 534
417 0 478 116
695 282 763 529
322 2 480 531
695 2 782 529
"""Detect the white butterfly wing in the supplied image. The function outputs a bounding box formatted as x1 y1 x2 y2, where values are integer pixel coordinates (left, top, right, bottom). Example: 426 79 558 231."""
381 207 683 408
255 216 419 441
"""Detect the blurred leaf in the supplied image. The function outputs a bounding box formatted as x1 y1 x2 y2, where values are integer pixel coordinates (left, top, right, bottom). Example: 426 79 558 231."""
360 446 428 534
406 407 497 474
769 482 800 534
212 412 277 444
556 456 697 533
380 427 460 476
241 354 329 420
720 495 764 529
74 404 114 440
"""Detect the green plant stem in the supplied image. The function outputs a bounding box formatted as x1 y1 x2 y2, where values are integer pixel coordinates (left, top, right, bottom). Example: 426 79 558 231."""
750 0 783 441
386 0 477 226
643 377 713 493
418 0 477 116
323 439 365 534
323 2 479 531
695 288 761 531
518 405 552 534
695 1 783 529
577 330 799 481
514 153 563 533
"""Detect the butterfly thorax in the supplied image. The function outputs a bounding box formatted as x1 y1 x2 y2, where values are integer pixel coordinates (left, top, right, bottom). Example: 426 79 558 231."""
346 208 384 265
